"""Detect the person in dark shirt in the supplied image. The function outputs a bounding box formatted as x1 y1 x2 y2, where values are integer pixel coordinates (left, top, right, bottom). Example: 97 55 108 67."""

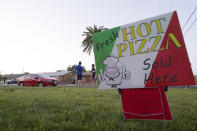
91 64 96 85
75 61 83 86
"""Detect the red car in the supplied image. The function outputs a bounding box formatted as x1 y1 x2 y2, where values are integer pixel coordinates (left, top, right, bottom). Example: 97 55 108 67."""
17 74 58 87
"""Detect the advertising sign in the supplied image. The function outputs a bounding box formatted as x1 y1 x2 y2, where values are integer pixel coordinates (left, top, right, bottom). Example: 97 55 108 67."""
93 11 195 89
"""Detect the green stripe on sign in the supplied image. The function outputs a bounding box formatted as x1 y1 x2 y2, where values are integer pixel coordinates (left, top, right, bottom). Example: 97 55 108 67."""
93 26 121 87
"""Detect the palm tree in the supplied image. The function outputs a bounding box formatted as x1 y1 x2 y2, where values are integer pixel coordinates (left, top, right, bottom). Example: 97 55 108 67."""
81 25 107 54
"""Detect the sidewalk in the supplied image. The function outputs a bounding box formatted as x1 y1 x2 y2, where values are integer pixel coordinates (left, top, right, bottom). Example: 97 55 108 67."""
58 83 97 88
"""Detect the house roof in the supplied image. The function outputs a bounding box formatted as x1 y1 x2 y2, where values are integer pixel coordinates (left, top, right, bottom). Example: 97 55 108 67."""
42 71 72 77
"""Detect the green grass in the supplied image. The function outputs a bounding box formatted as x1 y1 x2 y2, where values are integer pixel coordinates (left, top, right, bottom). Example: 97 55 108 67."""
0 86 197 131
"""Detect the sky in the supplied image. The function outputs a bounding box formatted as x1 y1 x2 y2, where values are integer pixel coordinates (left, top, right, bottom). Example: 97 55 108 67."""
0 0 197 75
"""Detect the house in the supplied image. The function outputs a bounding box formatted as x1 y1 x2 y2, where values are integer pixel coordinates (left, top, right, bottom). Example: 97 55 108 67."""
43 70 73 84
82 71 92 84
1 72 29 83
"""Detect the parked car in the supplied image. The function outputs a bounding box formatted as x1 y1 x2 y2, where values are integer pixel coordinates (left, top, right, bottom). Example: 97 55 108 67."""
17 74 58 87
6 79 18 84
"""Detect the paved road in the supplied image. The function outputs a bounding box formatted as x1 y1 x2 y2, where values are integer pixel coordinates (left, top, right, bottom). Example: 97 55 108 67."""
0 84 196 88
0 84 18 87
0 84 96 88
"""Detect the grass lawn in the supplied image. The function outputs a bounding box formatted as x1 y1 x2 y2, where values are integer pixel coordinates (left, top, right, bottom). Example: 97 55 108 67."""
0 86 197 131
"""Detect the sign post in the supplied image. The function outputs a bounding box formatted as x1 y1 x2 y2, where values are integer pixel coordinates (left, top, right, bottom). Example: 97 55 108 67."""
118 87 172 120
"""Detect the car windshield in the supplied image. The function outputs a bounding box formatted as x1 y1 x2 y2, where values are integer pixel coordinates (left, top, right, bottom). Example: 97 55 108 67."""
37 74 51 78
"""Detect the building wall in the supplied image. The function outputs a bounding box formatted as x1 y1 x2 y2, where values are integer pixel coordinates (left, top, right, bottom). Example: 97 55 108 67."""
58 72 73 83
86 75 91 83
82 75 91 83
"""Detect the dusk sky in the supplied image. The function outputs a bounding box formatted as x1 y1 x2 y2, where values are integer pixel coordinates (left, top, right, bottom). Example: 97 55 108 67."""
0 0 197 75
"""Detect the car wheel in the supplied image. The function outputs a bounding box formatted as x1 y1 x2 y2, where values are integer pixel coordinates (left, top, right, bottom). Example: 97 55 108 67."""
38 82 43 87
19 82 24 87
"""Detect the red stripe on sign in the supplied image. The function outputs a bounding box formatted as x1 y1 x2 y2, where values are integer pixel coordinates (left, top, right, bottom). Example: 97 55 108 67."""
145 11 195 87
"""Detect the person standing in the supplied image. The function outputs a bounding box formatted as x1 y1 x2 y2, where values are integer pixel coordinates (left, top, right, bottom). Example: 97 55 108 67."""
75 61 83 86
91 64 96 85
